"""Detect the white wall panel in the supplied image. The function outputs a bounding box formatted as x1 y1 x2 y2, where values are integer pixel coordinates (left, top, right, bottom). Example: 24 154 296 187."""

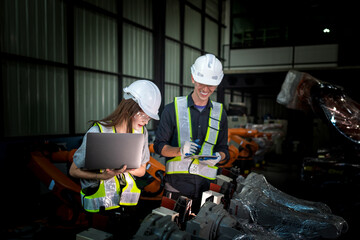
205 18 218 55
123 0 152 28
183 86 194 96
123 24 153 79
228 44 339 70
183 47 201 86
0 0 67 63
165 40 180 84
206 0 219 20
83 0 117 13
188 0 202 9
75 8 118 72
230 47 293 68
2 62 69 136
184 6 201 49
164 84 180 105
294 44 338 64
166 0 180 40
75 71 118 133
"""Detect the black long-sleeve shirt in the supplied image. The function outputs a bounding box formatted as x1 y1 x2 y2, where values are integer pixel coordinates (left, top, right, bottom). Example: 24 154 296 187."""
153 92 229 201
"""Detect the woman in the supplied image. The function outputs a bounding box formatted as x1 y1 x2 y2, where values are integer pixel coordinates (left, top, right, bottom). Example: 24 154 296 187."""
69 80 161 213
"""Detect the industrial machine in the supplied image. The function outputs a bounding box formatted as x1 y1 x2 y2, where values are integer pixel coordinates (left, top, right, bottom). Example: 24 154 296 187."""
133 172 348 240
277 70 360 144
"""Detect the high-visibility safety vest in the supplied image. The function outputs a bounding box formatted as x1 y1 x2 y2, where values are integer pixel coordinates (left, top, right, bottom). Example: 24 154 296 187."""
80 122 142 212
165 96 223 180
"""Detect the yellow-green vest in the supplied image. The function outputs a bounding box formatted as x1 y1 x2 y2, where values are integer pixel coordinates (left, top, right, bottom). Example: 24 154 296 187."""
80 122 142 212
165 96 223 180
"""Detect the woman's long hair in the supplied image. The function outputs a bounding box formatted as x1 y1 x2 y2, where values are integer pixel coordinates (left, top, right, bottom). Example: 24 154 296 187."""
90 98 141 133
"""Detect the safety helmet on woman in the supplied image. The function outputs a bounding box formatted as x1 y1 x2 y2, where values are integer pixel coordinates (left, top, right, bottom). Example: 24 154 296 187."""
123 80 161 120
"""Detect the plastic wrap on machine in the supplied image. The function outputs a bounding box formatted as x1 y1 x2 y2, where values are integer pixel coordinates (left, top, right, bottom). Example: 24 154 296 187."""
277 70 360 144
230 172 348 239
187 201 282 240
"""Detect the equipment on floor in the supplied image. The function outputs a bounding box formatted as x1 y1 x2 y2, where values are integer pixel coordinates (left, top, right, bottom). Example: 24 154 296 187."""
277 70 360 144
28 149 86 227
133 172 348 240
231 172 348 239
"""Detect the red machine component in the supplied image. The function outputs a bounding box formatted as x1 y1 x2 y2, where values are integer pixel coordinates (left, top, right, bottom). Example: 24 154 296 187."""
230 135 259 160
27 144 166 229
140 150 166 201
218 144 239 168
28 150 88 228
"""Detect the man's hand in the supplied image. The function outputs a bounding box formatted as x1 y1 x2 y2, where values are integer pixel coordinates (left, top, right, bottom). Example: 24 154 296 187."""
200 152 221 166
180 140 200 156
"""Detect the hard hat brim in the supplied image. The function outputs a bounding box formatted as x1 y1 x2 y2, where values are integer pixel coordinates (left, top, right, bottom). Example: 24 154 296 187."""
124 93 160 120
192 74 222 86
141 108 160 120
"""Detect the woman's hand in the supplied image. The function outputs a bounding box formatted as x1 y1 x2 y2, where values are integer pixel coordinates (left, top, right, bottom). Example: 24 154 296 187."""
98 165 127 180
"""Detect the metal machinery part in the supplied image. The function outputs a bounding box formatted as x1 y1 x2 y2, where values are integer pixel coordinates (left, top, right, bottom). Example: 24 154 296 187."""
186 202 242 240
133 172 348 240
229 172 348 239
132 212 191 240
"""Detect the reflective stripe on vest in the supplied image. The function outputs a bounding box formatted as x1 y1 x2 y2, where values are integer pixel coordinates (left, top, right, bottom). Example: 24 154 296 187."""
80 123 141 212
81 175 121 212
166 96 223 180
119 173 141 206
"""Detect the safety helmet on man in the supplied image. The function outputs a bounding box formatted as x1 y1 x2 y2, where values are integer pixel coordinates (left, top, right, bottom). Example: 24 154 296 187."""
123 80 161 120
191 54 224 86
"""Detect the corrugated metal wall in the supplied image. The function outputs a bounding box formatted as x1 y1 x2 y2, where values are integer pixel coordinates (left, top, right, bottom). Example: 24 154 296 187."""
123 24 153 79
1 0 67 62
257 96 288 121
2 61 69 136
1 0 224 137
123 0 152 28
1 0 68 137
74 71 118 133
74 7 118 72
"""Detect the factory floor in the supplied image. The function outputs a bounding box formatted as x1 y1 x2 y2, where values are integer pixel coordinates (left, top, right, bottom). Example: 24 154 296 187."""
4 155 359 240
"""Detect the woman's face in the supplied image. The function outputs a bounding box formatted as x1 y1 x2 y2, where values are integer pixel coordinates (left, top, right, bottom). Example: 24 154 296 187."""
132 111 151 130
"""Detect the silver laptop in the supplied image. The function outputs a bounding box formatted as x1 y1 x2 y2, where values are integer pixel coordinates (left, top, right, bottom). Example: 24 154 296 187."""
84 132 144 170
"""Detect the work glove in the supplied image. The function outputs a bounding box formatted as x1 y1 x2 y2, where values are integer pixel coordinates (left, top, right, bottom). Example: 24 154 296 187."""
200 152 221 166
180 140 200 157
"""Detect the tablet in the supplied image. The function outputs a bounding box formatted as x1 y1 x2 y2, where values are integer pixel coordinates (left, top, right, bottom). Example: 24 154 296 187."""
84 132 144 170
185 155 218 160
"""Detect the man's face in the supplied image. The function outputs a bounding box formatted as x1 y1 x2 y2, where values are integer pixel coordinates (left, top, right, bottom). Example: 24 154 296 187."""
192 76 217 102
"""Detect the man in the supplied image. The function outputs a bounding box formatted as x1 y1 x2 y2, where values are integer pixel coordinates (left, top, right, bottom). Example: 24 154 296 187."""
154 53 229 213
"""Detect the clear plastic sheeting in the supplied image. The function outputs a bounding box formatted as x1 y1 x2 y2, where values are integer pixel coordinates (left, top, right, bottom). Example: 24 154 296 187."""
231 172 348 239
238 173 332 214
187 201 282 240
276 70 360 144
233 219 282 240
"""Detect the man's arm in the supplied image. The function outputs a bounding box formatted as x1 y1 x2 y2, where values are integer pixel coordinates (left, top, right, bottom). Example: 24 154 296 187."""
214 108 229 161
160 145 181 157
154 103 180 157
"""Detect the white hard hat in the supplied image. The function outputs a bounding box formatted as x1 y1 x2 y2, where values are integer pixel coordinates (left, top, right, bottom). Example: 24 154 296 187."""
191 53 224 86
123 80 161 120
